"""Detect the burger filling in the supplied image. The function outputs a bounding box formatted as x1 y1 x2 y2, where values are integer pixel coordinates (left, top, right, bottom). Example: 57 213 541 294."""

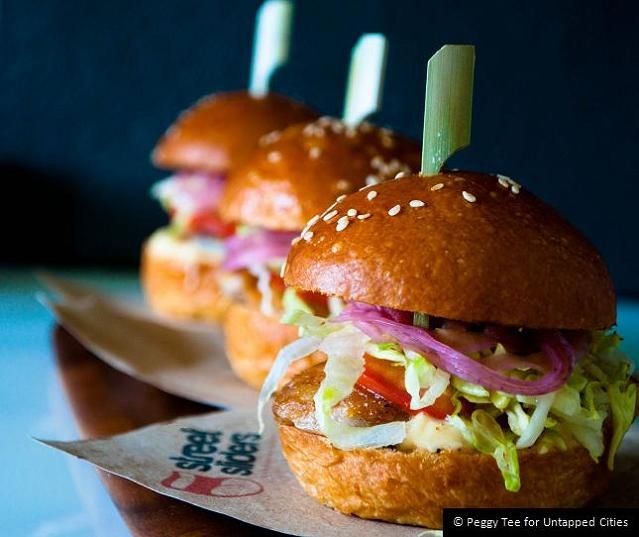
261 299 637 492
145 227 226 266
152 172 233 238
151 173 328 316
219 228 329 318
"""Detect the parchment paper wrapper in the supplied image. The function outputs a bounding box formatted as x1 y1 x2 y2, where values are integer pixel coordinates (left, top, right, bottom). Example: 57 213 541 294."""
40 409 639 536
38 273 257 409
40 410 441 537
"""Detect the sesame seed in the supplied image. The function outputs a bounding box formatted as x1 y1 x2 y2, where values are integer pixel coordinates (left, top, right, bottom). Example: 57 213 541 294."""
318 116 332 126
381 136 395 148
497 174 521 190
303 123 326 138
359 121 373 133
323 209 338 222
336 179 350 191
259 131 281 146
280 261 286 278
430 183 444 191
367 190 378 201
309 146 321 159
305 214 320 228
462 191 477 203
388 204 401 216
359 183 375 191
365 175 379 186
357 213 371 220
336 220 349 232
395 171 408 179
336 194 347 202
291 237 301 245
267 151 282 163
303 231 314 241
511 184 521 194
345 127 357 138
409 199 425 208
371 156 384 169
323 201 338 213
346 208 357 217
337 215 350 226
331 122 345 133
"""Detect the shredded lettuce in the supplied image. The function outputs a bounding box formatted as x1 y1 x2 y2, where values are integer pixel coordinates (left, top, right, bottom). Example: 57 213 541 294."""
365 341 406 362
452 377 491 402
607 382 637 469
490 391 511 410
404 350 450 410
551 384 581 416
281 309 340 338
553 381 608 461
281 288 313 322
506 402 530 437
314 328 406 449
449 410 521 492
516 393 556 448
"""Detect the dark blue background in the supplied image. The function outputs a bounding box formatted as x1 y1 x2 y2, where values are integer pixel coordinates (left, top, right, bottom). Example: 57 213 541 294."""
2 0 638 292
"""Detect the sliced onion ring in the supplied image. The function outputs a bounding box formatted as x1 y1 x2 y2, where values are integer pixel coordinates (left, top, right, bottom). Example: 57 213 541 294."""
337 303 576 395
223 229 298 270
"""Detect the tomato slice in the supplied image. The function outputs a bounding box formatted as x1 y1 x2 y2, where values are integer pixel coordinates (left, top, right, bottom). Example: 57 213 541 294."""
297 289 329 317
270 274 287 295
357 355 454 419
188 212 235 238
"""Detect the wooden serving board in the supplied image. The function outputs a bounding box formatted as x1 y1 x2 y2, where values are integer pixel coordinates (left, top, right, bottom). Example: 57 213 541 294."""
53 325 279 537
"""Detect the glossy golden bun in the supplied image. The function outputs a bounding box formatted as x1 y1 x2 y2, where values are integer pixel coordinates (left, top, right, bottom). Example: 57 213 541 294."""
283 172 616 329
277 423 610 528
223 303 325 389
219 117 421 230
141 239 231 322
152 92 317 173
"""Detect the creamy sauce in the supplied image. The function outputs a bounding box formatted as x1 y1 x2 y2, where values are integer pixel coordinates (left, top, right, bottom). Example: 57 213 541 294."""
249 264 275 317
399 413 469 452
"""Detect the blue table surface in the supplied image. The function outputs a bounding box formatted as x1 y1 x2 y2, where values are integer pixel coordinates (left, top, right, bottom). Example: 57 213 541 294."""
1 268 638 536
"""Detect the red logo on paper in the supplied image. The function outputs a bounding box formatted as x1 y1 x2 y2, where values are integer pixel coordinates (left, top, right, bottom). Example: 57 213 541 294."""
160 470 264 498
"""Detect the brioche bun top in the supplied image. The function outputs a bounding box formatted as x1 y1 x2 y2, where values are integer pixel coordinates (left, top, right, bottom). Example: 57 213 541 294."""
283 172 616 329
219 117 421 230
152 91 317 173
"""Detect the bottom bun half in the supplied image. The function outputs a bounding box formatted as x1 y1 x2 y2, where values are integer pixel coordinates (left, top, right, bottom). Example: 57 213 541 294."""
141 240 231 323
277 423 610 529
223 302 325 389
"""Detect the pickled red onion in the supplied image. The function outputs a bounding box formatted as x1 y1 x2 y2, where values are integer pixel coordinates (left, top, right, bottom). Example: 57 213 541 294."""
337 302 576 395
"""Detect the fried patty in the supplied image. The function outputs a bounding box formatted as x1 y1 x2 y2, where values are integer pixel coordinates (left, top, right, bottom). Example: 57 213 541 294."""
273 363 409 434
